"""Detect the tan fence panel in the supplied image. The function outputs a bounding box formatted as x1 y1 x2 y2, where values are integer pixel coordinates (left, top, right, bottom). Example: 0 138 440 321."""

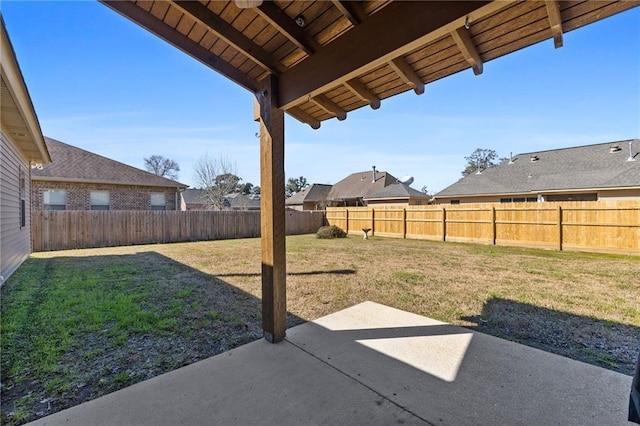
32 210 323 252
374 208 404 237
445 205 493 243
495 204 558 249
405 206 443 240
327 202 639 255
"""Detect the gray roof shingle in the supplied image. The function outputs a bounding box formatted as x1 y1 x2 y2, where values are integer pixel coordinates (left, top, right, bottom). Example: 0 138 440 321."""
436 140 640 197
32 137 187 188
285 183 332 205
365 183 430 200
327 170 398 201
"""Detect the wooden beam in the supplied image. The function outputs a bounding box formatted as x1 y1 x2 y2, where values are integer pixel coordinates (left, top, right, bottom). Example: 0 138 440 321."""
344 78 380 109
388 57 425 95
172 0 285 74
101 0 258 92
278 1 500 109
257 74 287 343
451 27 483 75
311 94 347 121
255 2 318 56
545 0 564 49
331 0 368 26
286 107 321 129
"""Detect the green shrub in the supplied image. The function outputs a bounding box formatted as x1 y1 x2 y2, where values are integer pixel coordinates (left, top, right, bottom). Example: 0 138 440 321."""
316 225 347 239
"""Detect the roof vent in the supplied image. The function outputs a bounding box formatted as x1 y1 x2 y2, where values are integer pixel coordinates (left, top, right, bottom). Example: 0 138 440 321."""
610 145 621 153
628 141 637 162
508 152 514 164
530 155 539 162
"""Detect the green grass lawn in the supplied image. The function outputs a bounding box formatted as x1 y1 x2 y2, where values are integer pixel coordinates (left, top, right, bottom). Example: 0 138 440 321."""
2 235 639 424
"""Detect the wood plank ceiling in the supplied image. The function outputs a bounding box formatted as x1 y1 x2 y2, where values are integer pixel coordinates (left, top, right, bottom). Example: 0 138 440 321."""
101 1 639 129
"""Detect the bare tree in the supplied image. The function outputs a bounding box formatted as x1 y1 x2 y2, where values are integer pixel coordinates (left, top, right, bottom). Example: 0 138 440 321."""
144 155 180 180
193 153 241 210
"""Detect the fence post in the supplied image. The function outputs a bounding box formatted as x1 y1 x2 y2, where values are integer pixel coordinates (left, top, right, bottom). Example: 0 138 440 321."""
402 208 407 239
442 206 447 241
557 205 563 251
371 208 375 236
491 206 497 245
345 208 349 234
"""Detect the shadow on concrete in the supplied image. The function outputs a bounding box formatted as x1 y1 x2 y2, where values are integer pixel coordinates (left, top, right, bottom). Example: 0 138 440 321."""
461 297 640 375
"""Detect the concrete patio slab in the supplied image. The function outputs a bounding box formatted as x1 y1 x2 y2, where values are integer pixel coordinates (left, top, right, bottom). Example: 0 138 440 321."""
29 301 632 426
287 301 632 425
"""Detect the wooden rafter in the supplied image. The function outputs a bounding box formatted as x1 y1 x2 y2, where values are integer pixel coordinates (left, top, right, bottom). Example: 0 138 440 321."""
278 1 498 109
451 27 483 75
101 0 258 92
344 78 380 109
255 2 318 56
287 106 321 129
172 0 285 74
311 94 347 121
545 0 564 49
389 57 425 95
331 0 368 26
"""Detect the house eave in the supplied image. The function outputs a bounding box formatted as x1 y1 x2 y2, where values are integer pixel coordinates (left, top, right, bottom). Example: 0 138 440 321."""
0 19 51 164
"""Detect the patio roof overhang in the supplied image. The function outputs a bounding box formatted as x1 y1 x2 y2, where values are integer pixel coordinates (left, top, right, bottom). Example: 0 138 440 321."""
99 0 639 342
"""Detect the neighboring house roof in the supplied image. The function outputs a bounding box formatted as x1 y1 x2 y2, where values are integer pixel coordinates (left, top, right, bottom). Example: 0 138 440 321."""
365 183 431 200
225 193 260 209
182 188 206 205
327 170 398 201
32 137 188 188
0 17 50 164
285 183 332 206
183 188 260 209
436 140 640 198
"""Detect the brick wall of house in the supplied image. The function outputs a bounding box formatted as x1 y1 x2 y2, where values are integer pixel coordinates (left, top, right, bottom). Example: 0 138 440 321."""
31 181 181 211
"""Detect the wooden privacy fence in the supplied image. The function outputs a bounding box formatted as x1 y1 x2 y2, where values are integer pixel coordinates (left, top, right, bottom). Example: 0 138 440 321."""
326 201 640 255
32 210 325 252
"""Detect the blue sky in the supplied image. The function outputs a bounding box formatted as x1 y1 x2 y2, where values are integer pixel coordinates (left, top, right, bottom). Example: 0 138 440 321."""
2 1 639 193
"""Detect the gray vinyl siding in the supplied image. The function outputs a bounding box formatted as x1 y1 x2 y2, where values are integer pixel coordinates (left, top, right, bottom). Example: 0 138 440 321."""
1 131 31 284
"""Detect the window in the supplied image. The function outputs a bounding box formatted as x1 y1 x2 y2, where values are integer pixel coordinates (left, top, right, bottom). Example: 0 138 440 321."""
19 167 26 228
43 189 66 210
150 193 166 211
450 200 460 205
90 191 110 211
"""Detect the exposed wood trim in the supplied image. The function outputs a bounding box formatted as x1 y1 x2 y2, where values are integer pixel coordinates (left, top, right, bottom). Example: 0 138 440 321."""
344 78 381 109
311 94 347 121
257 74 287 343
279 1 502 109
331 0 368 26
255 2 318 56
545 0 564 48
286 107 321 129
101 1 258 92
451 27 483 75
172 0 285 74
388 57 425 95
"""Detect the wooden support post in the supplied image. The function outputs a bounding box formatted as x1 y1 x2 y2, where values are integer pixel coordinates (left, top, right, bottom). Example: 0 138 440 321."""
442 206 447 241
257 74 286 343
491 206 497 245
557 206 563 251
